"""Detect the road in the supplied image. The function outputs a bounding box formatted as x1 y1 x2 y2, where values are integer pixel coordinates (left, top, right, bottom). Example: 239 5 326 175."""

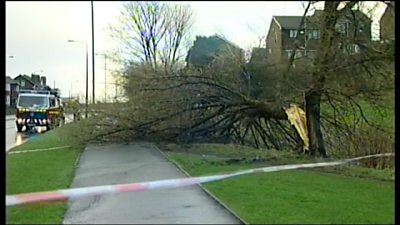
5 114 73 152
63 143 242 224
6 116 28 152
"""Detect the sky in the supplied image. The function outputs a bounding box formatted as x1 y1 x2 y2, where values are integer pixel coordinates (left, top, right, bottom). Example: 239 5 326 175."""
6 1 387 101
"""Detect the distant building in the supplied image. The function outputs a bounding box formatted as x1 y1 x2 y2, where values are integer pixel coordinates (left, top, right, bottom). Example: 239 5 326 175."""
14 74 35 90
14 73 48 90
265 10 372 67
380 2 395 41
7 73 49 106
6 76 19 106
186 34 244 68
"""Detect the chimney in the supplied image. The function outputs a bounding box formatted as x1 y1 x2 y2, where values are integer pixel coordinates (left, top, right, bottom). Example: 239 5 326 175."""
41 76 47 86
31 74 40 85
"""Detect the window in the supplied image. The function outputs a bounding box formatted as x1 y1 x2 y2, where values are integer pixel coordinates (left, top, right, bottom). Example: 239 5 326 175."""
286 49 303 59
312 30 320 39
18 96 48 108
21 80 25 87
335 21 350 36
50 98 56 107
335 23 346 34
349 44 360 55
268 48 272 54
289 30 298 38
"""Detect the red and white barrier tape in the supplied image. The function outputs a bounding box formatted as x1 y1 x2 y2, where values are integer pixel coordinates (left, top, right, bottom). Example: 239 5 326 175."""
6 153 394 206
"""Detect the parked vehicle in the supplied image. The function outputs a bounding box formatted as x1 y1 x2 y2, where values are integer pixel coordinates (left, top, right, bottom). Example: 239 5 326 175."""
15 89 65 132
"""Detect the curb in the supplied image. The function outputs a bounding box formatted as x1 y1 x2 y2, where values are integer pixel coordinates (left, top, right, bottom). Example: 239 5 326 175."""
154 144 248 225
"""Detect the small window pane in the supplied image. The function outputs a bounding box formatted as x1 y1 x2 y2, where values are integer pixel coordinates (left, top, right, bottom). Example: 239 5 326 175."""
290 30 298 38
313 30 320 39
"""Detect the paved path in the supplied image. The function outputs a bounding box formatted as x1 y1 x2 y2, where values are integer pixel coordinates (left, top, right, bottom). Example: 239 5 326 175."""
63 143 242 224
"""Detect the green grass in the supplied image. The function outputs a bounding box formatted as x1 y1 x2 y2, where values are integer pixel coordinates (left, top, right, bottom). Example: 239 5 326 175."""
321 91 394 132
6 123 85 224
163 144 395 224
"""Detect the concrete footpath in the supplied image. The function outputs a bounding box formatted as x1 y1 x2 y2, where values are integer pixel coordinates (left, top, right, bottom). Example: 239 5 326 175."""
6 115 14 121
63 143 242 224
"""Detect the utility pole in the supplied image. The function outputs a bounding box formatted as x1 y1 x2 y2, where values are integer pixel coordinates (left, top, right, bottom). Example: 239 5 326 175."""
304 17 307 57
115 81 118 102
104 55 107 103
91 0 95 104
67 40 88 118
95 53 108 103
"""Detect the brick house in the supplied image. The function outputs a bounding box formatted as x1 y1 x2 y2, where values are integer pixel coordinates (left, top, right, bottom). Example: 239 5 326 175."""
14 74 35 90
14 73 47 90
6 76 20 106
380 2 395 42
265 10 372 68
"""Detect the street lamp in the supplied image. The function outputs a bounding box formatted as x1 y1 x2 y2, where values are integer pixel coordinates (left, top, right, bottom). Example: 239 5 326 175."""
70 79 79 99
32 69 43 75
91 0 95 105
95 53 107 103
68 39 88 118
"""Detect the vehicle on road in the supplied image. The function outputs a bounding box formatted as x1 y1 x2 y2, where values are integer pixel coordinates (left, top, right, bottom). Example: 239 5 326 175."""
15 89 65 132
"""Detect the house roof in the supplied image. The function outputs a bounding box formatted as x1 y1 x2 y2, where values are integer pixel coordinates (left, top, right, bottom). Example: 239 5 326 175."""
273 16 303 30
273 9 371 30
312 9 371 21
6 76 19 84
14 74 35 84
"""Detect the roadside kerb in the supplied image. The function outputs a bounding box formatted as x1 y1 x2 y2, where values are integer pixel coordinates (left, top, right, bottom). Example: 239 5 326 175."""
154 144 248 225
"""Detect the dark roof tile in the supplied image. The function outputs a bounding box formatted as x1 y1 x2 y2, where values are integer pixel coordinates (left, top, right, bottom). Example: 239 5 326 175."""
274 16 303 29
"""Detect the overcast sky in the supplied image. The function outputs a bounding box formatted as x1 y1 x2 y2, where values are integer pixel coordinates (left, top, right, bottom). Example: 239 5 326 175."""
6 1 386 101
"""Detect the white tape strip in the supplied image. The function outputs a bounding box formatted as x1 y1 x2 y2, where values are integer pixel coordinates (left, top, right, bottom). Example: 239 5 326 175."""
6 153 394 206
7 145 71 155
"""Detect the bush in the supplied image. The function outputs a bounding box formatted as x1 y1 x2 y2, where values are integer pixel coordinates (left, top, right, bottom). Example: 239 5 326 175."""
325 123 394 170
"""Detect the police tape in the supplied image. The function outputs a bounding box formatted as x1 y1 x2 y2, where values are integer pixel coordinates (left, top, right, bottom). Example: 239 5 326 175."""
6 153 394 207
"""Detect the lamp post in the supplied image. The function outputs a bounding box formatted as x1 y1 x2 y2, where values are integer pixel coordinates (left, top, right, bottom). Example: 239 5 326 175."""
68 39 88 118
91 0 95 104
70 79 79 99
7 55 15 106
95 53 107 102
33 69 43 74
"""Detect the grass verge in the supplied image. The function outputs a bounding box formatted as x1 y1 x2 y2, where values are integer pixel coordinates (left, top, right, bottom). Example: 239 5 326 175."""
160 143 395 224
6 122 85 224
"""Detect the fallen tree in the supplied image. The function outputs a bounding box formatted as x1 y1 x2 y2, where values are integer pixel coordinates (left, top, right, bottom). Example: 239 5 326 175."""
88 1 393 163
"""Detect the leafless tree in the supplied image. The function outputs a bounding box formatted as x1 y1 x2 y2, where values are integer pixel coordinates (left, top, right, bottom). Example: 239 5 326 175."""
109 1 194 73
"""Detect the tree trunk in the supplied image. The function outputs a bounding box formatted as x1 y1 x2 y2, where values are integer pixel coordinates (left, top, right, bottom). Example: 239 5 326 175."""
305 87 326 157
304 1 341 158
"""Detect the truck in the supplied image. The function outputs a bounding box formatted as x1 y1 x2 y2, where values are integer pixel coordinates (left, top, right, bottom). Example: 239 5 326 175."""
15 89 65 132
